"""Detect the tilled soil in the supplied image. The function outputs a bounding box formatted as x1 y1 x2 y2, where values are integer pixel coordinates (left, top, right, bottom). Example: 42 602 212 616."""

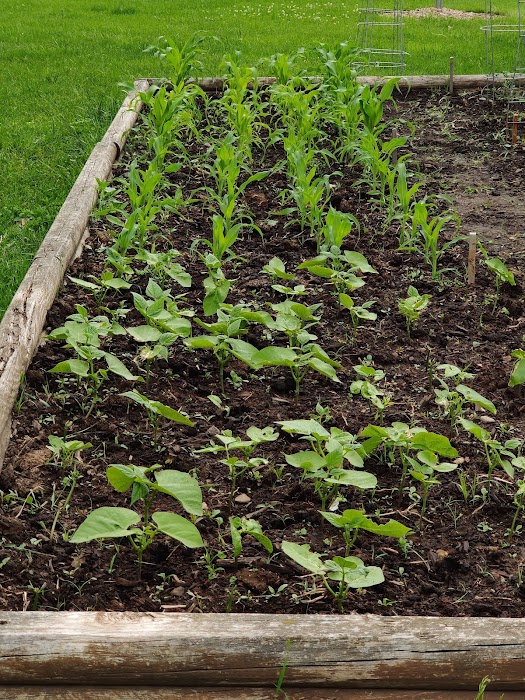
1 86 524 616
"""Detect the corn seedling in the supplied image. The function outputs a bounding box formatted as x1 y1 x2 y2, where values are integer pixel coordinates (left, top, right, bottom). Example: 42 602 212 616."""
409 202 462 279
144 33 208 86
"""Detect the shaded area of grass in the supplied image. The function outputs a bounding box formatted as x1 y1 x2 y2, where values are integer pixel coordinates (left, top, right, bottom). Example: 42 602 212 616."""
0 0 518 316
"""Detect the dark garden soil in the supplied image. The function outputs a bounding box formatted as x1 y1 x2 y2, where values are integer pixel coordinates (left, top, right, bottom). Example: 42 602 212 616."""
1 86 524 616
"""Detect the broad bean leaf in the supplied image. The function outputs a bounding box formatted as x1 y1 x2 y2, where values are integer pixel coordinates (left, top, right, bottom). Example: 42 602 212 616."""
49 359 89 377
127 326 163 343
325 469 377 490
410 431 458 458
151 512 204 548
510 350 525 388
456 384 496 415
321 510 411 539
281 541 326 575
70 507 141 543
106 464 150 492
458 418 490 442
154 470 203 516
277 419 330 440
104 352 140 381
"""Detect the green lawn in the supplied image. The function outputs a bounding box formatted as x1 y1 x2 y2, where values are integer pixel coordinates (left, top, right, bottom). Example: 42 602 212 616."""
0 0 518 317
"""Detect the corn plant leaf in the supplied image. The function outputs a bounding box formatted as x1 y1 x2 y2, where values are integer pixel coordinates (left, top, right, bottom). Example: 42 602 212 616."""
70 507 142 543
154 470 203 516
68 277 101 291
281 541 326 575
49 359 89 377
456 384 496 415
127 326 163 343
151 512 204 548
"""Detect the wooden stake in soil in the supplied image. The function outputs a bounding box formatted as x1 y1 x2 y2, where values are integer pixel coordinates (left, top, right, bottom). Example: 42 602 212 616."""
468 231 477 285
512 113 519 145
392 128 399 164
449 57 455 95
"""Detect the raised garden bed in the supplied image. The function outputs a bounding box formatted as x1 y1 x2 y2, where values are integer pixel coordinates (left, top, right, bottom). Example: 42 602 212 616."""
0 51 524 695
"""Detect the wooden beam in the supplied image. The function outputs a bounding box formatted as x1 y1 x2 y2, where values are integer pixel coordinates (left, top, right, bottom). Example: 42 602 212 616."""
194 73 525 91
0 688 517 699
0 79 149 471
0 613 523 691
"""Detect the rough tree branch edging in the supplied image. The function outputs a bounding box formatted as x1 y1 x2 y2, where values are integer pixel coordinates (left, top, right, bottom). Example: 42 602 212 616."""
0 613 524 692
0 79 150 469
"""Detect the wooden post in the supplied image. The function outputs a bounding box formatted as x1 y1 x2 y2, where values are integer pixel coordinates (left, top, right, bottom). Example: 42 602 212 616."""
449 57 455 95
468 232 477 286
512 113 519 145
392 127 399 165
1 613 525 690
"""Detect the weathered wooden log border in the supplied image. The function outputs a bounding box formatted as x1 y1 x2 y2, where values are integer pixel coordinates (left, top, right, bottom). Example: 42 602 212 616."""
0 612 524 693
193 72 525 91
0 75 524 696
0 79 149 468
